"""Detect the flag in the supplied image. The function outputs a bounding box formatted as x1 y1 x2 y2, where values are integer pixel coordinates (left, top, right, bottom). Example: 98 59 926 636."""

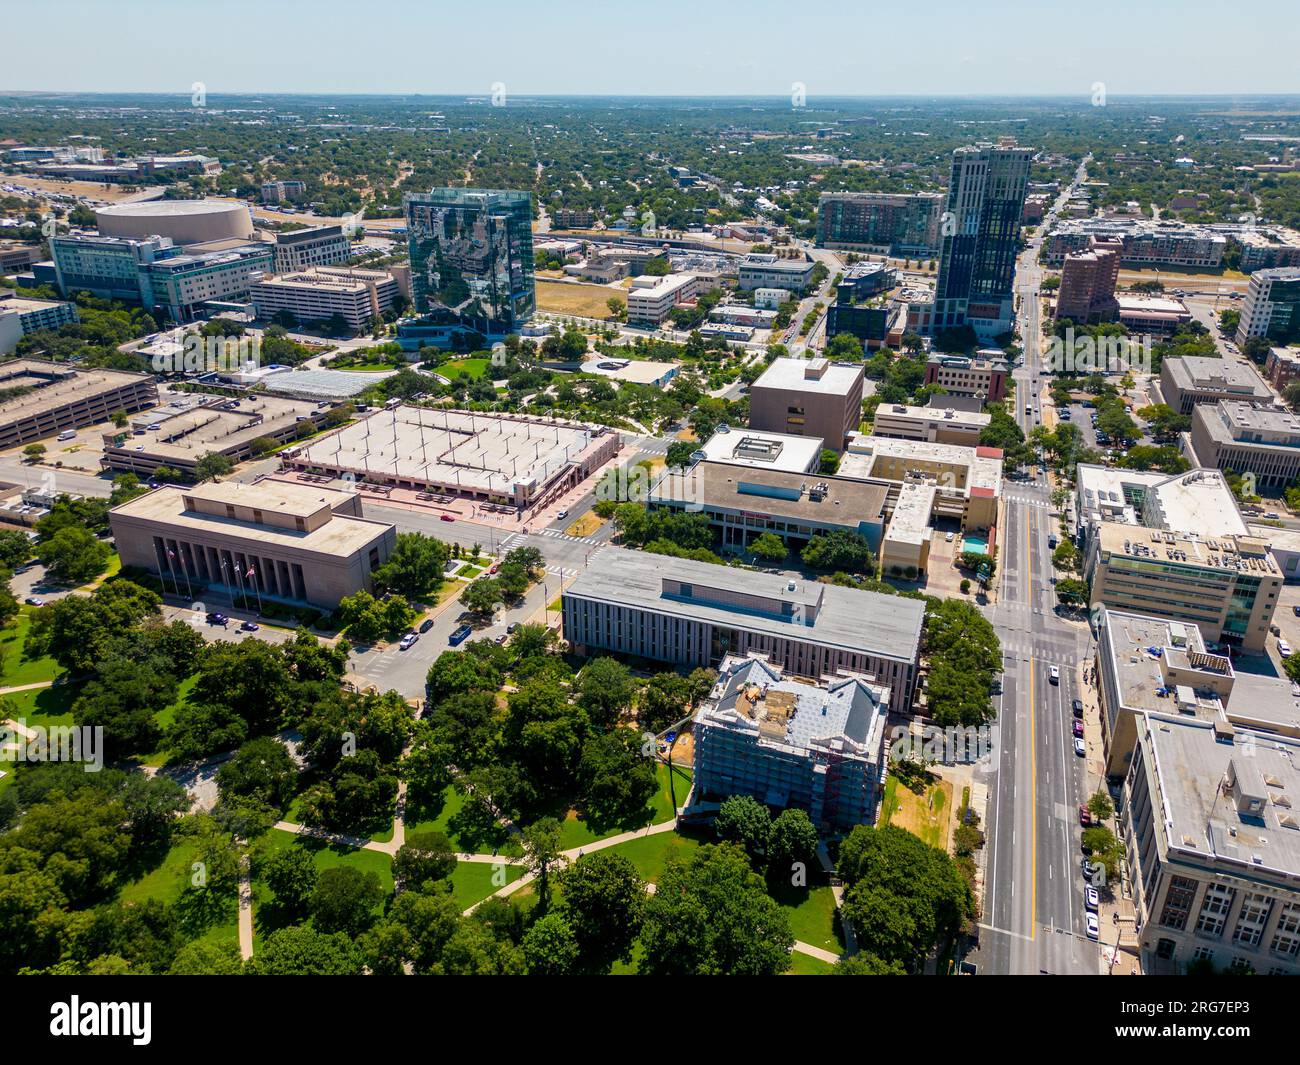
246 566 255 578
166 549 175 559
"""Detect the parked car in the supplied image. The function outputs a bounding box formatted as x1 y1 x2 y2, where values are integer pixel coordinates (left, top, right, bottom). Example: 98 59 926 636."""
1081 855 1094 881
1074 737 1087 757
1280 639 1294 659
1072 698 1084 718
1079 804 1092 827
494 633 508 644
24 596 43 607
1049 665 1060 684
419 617 435 633
240 620 260 632
1073 720 1085 738
206 612 228 626
1085 886 1100 911
399 632 419 650
1086 913 1100 940
506 622 519 634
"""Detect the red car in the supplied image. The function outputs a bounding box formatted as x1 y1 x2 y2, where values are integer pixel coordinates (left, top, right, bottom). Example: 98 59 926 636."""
440 514 455 522
1079 805 1092 827
1072 720 1085 738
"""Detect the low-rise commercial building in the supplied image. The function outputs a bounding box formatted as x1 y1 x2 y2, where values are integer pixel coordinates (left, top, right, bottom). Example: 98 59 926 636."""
870 403 990 447
693 653 890 833
1123 711 1300 974
1159 355 1272 416
109 479 396 610
0 359 157 448
748 357 865 451
752 288 788 310
923 350 1009 403
1189 401 1300 491
261 180 307 204
1264 346 1300 391
563 547 925 704
1116 295 1193 336
625 273 700 325
693 428 824 475
0 293 79 352
737 254 814 293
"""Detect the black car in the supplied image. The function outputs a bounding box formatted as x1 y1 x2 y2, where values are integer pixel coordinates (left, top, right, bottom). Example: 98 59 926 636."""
1081 855 1094 881
1072 699 1084 718
419 617 435 633
206 612 228 626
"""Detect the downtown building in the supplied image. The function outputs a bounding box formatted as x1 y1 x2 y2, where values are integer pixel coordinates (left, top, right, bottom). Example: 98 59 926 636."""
1123 711 1300 975
1189 400 1300 492
1055 237 1122 323
927 142 1033 340
562 547 925 705
1235 267 1300 347
403 188 535 338
815 191 944 257
109 479 397 610
270 225 352 273
748 357 865 451
692 653 891 833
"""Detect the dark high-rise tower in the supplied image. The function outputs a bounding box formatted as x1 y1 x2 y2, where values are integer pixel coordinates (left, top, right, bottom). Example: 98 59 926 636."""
403 188 535 336
932 142 1033 339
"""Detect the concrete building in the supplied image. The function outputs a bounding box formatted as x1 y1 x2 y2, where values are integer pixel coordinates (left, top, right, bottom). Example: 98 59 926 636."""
99 392 326 477
562 547 925 704
694 427 824 475
748 357 865 451
94 200 254 245
270 225 352 273
1055 238 1122 323
838 433 1002 535
737 254 814 293
1123 712 1300 975
109 479 397 610
923 350 1009 403
649 460 888 553
288 406 619 512
870 403 990 447
1159 356 1272 416
752 288 789 310
693 653 890 833
251 266 398 329
815 191 943 257
1236 267 1300 347
0 292 78 352
1189 401 1300 491
1116 295 1193 336
0 359 158 448
0 242 43 274
625 273 700 326
1085 522 1281 652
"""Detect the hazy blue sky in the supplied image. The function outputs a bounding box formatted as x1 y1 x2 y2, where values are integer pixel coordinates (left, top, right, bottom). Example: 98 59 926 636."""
8 0 1298 97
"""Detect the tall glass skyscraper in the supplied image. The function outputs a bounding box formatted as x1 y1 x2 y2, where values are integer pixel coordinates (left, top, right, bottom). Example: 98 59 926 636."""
932 142 1033 339
403 188 535 336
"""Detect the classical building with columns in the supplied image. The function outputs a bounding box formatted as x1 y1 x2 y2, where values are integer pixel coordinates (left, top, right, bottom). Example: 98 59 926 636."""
108 479 396 609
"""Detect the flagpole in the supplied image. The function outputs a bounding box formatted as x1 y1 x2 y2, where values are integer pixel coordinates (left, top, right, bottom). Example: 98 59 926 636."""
249 564 263 613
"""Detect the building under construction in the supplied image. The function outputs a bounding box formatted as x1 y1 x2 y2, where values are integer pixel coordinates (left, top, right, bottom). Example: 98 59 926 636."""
284 405 620 512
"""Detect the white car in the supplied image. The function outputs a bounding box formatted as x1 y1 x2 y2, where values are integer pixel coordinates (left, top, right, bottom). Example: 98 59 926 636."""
945 531 955 542
1049 665 1060 684
556 509 569 520
1074 737 1087 757
1086 912 1100 940
1085 886 1100 911
398 632 419 650
1280 640 1293 659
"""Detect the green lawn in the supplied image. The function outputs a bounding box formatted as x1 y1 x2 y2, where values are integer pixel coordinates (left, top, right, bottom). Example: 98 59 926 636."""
260 829 395 893
787 951 835 975
119 836 240 951
553 761 692 851
3 680 76 729
0 611 62 688
437 358 491 380
449 861 522 909
595 828 704 884
405 784 509 855
770 881 845 954
336 362 402 373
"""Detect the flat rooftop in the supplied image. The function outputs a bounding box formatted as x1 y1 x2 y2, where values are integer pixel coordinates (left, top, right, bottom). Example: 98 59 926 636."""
887 482 937 545
0 358 153 422
261 368 389 400
294 406 605 495
876 403 991 429
1142 713 1300 880
839 433 1003 494
1213 400 1300 439
1076 463 1165 527
653 460 889 528
1096 522 1279 576
0 295 71 315
185 478 358 519
696 428 825 473
1143 469 1250 537
1164 356 1271 398
108 393 321 463
565 546 925 664
1101 608 1231 717
752 357 863 397
111 484 390 556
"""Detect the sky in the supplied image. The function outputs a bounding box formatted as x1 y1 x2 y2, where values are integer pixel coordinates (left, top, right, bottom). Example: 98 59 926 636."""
6 0 1298 98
